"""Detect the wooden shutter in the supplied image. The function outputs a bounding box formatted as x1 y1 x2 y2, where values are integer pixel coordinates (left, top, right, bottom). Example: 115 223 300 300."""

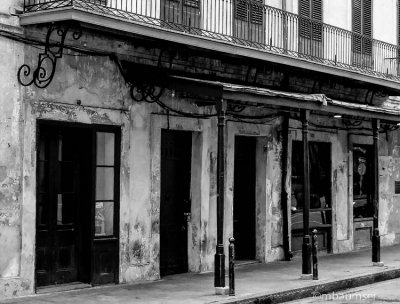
299 0 311 38
311 0 322 40
250 0 263 24
236 0 249 21
362 0 372 54
299 0 322 40
352 0 371 54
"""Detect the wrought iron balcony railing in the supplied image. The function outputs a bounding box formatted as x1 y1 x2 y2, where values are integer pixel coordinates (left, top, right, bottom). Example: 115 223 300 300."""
24 0 400 82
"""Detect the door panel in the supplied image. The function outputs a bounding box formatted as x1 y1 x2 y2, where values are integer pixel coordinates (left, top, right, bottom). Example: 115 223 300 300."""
160 130 192 276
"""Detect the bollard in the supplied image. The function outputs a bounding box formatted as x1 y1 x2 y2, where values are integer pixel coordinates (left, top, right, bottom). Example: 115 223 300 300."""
229 237 235 296
312 229 318 280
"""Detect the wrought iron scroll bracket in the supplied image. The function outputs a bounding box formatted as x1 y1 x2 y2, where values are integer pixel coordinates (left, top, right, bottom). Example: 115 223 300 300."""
17 22 82 89
129 47 177 103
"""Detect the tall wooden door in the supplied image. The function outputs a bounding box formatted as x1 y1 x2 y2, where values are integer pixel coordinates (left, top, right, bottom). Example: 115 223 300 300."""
233 136 256 260
36 123 120 288
160 130 192 276
36 126 92 287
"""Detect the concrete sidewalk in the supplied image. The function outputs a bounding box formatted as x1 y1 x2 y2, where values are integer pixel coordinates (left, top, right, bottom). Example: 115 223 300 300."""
2 245 400 304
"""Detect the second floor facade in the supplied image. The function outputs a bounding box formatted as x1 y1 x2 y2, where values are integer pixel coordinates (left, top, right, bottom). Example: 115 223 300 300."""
20 0 400 91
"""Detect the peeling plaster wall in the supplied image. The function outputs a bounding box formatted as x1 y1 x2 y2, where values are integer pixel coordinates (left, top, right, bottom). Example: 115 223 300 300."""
0 0 28 298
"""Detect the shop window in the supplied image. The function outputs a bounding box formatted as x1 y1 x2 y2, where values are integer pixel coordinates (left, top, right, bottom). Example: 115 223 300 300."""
353 145 373 218
291 141 331 211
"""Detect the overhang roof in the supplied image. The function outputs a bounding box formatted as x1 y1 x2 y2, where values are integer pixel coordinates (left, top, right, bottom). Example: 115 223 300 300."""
168 76 400 122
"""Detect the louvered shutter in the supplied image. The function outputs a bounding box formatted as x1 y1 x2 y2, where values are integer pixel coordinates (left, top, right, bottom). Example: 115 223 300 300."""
236 0 249 21
250 0 263 24
352 0 371 54
299 0 311 38
311 0 322 41
362 0 372 54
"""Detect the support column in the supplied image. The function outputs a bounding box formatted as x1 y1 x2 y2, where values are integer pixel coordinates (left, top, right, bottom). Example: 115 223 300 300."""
215 99 227 290
301 110 312 278
280 114 291 261
372 119 383 266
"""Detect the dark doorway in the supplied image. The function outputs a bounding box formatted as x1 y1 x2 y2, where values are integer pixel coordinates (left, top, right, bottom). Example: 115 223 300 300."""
233 136 256 260
36 122 120 288
291 141 332 254
160 129 192 276
353 144 373 250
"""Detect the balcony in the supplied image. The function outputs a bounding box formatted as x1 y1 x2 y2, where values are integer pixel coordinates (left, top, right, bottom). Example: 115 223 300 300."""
22 0 400 87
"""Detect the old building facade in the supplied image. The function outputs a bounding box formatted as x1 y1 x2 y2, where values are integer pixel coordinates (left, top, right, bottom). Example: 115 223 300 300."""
2 0 400 299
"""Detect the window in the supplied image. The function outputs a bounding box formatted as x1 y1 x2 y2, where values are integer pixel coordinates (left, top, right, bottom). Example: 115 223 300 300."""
299 0 322 41
352 0 372 55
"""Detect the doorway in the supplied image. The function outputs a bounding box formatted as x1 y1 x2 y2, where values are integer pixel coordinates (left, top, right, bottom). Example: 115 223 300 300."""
233 136 256 260
160 129 192 276
35 122 120 288
353 144 373 250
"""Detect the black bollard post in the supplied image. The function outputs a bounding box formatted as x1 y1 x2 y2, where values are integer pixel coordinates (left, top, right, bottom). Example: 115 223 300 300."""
312 229 318 280
229 237 235 296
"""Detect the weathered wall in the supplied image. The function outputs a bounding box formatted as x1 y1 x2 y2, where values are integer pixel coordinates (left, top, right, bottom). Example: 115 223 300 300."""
0 0 28 298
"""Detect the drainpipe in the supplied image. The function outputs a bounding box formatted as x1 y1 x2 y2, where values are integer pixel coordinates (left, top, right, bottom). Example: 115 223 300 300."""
372 118 382 265
301 109 312 277
215 99 227 289
280 114 291 260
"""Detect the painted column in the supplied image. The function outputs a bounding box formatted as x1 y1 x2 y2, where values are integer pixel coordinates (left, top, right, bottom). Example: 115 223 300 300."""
372 118 381 264
215 99 227 288
301 109 311 276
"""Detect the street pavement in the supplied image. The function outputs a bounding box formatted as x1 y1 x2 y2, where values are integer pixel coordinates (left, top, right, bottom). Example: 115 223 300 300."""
2 245 400 304
285 277 400 304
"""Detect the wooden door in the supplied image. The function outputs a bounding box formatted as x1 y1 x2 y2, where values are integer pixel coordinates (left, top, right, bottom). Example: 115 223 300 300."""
36 123 120 288
233 136 256 260
160 130 192 276
36 126 92 287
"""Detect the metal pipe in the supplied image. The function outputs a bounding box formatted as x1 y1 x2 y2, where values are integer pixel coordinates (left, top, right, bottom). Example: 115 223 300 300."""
214 99 227 288
229 237 235 296
312 229 318 280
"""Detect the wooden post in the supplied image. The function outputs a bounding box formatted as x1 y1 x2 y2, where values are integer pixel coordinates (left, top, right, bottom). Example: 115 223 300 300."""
215 99 227 288
301 110 312 277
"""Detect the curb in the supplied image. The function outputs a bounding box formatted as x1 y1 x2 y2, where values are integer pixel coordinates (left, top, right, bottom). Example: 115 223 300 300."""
221 268 400 304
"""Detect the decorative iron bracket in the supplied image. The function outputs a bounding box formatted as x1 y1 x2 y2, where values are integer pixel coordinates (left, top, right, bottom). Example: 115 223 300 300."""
17 22 82 88
129 47 177 103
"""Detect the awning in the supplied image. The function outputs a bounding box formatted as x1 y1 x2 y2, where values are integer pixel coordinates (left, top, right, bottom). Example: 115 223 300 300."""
168 76 400 122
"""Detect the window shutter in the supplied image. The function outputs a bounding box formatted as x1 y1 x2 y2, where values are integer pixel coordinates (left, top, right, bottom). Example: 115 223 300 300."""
362 0 372 54
311 0 322 40
352 0 362 53
250 0 263 24
299 0 311 38
299 0 322 40
236 0 249 21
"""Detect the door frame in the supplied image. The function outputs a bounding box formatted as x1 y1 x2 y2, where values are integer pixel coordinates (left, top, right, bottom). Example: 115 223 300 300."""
150 114 211 273
34 120 121 289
